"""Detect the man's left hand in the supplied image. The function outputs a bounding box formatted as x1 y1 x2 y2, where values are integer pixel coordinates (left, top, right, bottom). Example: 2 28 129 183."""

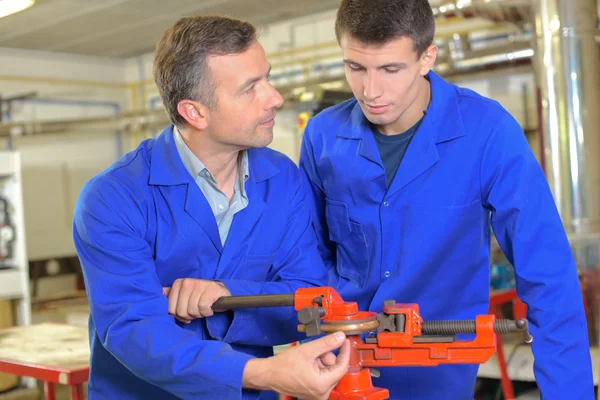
162 279 231 323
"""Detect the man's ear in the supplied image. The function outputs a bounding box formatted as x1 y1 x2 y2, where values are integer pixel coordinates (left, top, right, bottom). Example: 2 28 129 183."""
177 100 208 131
419 45 438 76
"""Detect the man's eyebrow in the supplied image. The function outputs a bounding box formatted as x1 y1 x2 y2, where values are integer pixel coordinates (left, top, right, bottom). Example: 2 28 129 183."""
343 59 407 69
238 65 272 92
378 62 407 69
343 58 362 67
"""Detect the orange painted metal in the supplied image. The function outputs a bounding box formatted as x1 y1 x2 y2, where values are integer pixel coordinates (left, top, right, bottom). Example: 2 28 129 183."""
329 335 389 400
294 286 358 320
294 287 503 400
359 307 496 368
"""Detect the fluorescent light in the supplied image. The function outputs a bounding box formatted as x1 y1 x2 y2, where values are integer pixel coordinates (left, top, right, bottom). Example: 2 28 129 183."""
0 0 35 19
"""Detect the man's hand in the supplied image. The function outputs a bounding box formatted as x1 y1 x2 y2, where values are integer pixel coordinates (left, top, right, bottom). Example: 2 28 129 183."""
162 278 231 323
242 332 351 399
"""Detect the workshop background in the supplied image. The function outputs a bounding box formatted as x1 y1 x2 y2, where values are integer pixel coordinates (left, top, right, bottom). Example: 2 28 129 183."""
0 0 598 399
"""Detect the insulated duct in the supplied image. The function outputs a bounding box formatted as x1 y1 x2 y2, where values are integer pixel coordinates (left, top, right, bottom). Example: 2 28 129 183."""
429 0 536 81
437 0 600 234
533 0 600 234
437 40 534 72
432 0 532 23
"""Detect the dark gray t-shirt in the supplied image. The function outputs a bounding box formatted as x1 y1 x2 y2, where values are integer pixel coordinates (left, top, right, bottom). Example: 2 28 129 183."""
372 116 424 187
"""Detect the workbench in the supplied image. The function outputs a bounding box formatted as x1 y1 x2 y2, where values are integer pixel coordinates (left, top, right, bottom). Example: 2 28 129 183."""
0 322 90 400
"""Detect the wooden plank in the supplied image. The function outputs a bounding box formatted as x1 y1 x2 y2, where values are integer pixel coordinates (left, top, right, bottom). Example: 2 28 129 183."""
0 300 14 327
0 300 18 391
0 323 89 371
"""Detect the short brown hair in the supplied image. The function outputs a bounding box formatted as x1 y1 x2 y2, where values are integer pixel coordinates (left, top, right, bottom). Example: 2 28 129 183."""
335 0 435 57
153 15 257 127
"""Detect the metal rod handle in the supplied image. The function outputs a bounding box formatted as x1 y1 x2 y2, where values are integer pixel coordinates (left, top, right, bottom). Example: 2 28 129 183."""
212 294 295 310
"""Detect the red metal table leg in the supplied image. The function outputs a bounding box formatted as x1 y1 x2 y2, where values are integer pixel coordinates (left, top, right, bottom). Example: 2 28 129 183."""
493 306 516 400
70 383 84 400
495 332 516 400
44 381 56 400
513 298 527 320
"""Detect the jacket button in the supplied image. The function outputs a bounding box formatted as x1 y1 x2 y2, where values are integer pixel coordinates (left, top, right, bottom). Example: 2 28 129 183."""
384 271 391 278
383 201 390 207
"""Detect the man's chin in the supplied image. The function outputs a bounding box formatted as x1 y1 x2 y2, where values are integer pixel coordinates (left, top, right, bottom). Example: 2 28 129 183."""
248 131 273 149
363 113 394 127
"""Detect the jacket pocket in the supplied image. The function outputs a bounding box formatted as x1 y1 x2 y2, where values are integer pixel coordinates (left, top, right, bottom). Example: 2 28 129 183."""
242 252 278 282
325 198 370 287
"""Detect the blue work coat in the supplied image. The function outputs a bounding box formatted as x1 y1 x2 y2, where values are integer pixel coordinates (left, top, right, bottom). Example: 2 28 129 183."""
299 71 594 399
73 126 327 400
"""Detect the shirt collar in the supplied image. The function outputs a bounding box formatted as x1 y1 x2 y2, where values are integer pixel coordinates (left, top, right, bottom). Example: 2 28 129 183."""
173 125 208 179
173 125 250 192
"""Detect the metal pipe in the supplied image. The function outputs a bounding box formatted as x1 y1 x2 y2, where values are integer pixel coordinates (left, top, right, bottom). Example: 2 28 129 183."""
212 294 295 310
560 0 600 234
533 0 600 234
452 47 533 70
448 33 469 61
12 97 121 114
432 0 531 20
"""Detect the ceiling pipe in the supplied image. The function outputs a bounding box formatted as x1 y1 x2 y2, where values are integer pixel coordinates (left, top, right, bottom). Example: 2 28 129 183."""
432 0 532 23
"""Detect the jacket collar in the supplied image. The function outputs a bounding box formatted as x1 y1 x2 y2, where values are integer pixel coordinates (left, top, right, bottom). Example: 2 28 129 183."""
336 70 466 143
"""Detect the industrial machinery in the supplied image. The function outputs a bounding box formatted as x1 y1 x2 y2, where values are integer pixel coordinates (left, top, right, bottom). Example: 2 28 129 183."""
0 196 15 262
213 286 533 400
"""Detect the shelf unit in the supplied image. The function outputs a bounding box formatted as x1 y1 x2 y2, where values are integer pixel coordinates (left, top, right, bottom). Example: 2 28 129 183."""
0 150 31 326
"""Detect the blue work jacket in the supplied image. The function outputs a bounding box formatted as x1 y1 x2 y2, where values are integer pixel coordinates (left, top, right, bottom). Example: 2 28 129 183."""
299 71 593 399
73 127 327 400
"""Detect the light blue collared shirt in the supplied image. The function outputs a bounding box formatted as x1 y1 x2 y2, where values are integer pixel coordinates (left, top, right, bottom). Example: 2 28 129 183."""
173 126 249 245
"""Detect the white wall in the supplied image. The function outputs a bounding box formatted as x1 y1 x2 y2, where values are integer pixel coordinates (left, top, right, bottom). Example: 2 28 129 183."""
14 132 120 260
0 47 130 122
0 47 129 260
0 9 540 262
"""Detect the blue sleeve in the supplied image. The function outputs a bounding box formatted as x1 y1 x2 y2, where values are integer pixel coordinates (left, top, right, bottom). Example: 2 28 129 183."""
206 162 328 346
297 120 337 272
480 113 594 399
73 177 254 400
